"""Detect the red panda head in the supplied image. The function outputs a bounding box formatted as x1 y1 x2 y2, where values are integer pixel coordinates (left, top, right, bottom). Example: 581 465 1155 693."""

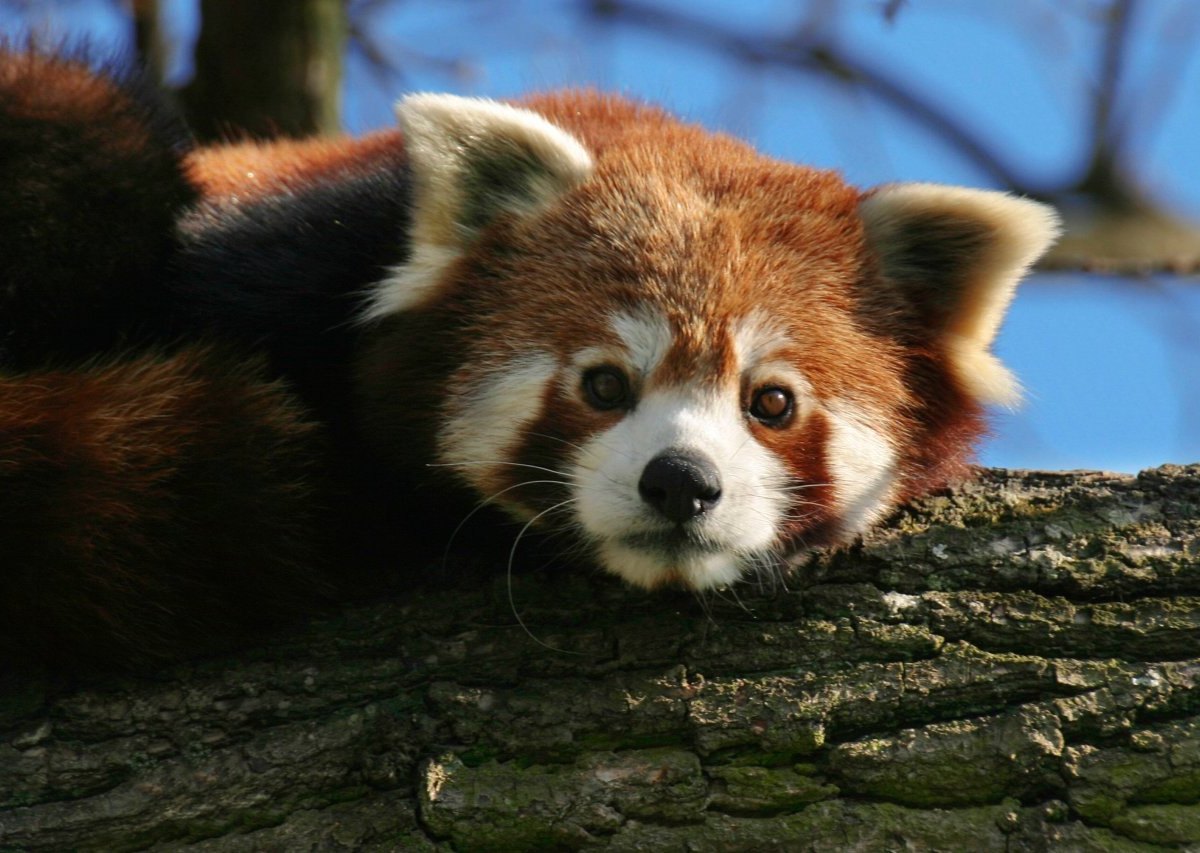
358 92 1060 590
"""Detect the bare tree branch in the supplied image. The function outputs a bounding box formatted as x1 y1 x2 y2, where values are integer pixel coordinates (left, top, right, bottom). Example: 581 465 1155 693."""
1038 256 1200 276
6 466 1200 849
1078 0 1142 210
584 0 1039 194
1094 0 1136 152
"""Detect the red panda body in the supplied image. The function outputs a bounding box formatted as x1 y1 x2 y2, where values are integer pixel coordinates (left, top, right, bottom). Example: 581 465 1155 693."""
0 51 1059 667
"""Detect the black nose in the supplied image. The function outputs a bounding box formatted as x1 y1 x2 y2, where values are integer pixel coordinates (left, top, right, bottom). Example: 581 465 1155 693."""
638 452 722 524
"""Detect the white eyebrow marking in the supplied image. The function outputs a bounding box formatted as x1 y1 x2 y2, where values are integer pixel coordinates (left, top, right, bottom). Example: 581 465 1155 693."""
732 310 792 367
612 309 672 377
438 354 558 499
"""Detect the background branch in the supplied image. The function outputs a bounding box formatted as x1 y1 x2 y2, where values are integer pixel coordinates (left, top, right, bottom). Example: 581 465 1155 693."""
585 0 1038 195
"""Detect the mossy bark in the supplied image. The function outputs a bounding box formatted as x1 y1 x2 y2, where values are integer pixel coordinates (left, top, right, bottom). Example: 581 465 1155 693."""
3 465 1200 850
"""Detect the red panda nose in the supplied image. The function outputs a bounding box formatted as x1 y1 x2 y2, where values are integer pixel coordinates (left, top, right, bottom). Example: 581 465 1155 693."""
638 452 723 524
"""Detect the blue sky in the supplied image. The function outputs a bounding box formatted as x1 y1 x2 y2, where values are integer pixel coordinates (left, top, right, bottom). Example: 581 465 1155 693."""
5 0 1200 473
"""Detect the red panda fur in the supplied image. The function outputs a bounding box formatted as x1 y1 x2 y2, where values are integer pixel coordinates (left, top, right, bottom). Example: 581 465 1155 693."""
0 345 326 669
185 129 404 201
353 91 1056 590
513 92 984 502
0 49 194 368
0 52 334 671
0 50 1059 667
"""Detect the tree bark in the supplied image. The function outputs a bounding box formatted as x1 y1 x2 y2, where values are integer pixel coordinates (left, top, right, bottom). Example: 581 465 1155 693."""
3 465 1200 850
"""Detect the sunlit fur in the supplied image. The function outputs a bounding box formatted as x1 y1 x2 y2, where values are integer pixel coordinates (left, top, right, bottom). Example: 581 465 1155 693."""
356 92 1060 590
3 48 1061 669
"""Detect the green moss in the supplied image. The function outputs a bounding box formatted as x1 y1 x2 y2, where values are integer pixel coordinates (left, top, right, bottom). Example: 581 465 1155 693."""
421 749 708 850
706 765 838 815
1069 749 1183 824
1071 789 1126 825
1135 771 1200 805
1111 804 1200 845
830 706 1062 809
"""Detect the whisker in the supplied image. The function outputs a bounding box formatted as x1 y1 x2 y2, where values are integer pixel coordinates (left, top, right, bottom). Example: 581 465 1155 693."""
441 478 573 571
526 430 638 465
506 498 587 656
691 587 717 625
428 459 577 480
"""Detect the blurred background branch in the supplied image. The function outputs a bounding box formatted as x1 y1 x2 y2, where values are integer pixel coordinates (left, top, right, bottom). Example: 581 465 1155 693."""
51 0 1194 270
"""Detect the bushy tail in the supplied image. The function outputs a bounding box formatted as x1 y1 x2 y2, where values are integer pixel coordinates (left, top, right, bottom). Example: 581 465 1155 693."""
0 345 328 670
0 50 331 671
0 47 196 367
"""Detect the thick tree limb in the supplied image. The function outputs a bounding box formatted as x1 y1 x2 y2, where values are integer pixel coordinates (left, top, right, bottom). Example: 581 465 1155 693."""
4 464 1200 849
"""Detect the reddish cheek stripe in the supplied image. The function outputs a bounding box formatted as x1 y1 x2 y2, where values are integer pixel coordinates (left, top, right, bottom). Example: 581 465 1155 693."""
766 410 840 547
898 352 987 500
502 388 603 516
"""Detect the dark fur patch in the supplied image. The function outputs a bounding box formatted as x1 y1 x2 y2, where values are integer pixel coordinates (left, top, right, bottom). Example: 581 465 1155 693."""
0 345 326 670
173 156 411 428
866 213 996 337
463 146 552 232
0 48 196 368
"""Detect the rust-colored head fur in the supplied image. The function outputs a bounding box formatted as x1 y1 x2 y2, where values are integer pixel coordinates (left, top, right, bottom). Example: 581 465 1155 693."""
356 91 1060 589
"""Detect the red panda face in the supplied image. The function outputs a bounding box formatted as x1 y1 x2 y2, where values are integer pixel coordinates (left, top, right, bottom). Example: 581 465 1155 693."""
358 92 1060 590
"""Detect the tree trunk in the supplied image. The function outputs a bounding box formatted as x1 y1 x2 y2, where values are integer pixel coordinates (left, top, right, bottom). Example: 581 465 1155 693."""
178 0 346 141
3 465 1200 850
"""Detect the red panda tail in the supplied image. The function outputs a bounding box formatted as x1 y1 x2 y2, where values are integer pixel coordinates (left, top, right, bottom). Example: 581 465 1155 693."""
0 344 329 671
0 47 196 367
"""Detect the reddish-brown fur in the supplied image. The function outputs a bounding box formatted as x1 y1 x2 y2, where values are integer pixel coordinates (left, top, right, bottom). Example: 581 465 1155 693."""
0 345 326 669
0 52 336 671
526 93 984 507
356 93 987 557
186 129 403 201
0 51 195 366
2 53 1021 666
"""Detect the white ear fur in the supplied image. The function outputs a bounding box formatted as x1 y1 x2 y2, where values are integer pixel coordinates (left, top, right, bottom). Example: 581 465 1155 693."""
361 94 594 322
860 183 1061 407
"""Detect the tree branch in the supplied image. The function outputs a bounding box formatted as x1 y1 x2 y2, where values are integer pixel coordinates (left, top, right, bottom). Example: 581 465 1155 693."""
5 465 1200 849
584 0 1039 194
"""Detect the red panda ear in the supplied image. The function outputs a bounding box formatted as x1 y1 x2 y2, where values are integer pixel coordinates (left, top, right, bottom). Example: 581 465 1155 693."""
361 94 594 321
397 93 594 244
859 184 1061 407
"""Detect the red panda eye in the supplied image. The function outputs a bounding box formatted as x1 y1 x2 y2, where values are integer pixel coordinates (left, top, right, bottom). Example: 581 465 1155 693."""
583 367 631 410
749 386 793 425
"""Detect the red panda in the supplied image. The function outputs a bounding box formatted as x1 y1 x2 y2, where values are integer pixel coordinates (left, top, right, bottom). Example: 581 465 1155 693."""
0 50 1059 667
350 93 1060 589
